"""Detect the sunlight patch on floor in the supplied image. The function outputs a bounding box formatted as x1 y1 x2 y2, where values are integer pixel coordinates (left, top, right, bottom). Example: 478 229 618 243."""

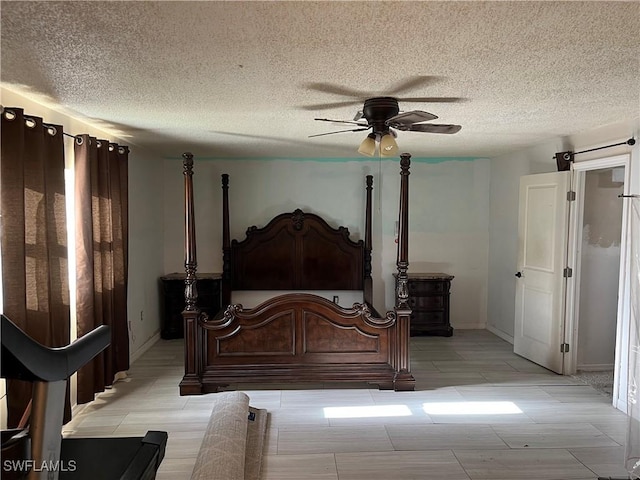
422 401 523 415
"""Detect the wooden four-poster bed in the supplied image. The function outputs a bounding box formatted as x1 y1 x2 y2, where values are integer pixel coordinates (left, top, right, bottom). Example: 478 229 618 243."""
179 153 415 394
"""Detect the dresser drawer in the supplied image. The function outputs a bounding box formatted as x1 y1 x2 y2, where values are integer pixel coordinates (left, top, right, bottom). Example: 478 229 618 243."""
411 311 446 327
408 280 448 295
409 295 445 310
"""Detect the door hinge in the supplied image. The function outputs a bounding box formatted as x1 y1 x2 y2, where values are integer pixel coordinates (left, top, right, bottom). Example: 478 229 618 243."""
561 343 570 353
563 267 573 278
567 191 576 201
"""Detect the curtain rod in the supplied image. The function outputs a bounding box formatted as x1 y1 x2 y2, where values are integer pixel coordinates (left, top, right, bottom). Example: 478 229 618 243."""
573 137 636 156
555 137 636 161
44 124 125 151
1 105 127 151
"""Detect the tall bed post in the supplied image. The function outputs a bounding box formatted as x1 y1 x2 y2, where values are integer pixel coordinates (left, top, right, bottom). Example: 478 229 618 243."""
179 152 203 395
221 174 231 307
393 153 415 390
364 175 373 305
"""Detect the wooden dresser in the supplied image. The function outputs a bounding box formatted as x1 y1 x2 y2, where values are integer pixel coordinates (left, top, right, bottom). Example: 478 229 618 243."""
160 273 222 339
397 273 454 336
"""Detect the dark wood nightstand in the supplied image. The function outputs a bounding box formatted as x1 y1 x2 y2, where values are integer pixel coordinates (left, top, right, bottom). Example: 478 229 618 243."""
396 273 454 336
159 273 222 339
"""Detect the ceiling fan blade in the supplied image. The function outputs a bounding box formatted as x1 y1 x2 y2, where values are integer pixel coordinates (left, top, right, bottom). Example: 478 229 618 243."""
314 118 368 126
308 127 371 138
408 123 462 134
397 96 466 103
303 82 372 98
386 75 444 96
386 110 438 128
299 100 363 111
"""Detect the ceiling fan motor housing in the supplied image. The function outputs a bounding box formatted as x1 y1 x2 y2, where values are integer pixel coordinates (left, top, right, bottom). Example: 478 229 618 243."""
363 97 400 133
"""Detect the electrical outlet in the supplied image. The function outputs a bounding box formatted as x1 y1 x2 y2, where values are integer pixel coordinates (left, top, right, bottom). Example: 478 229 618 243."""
332 296 339 304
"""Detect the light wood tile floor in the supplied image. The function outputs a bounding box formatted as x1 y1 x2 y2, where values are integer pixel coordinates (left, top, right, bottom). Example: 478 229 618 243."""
63 329 632 480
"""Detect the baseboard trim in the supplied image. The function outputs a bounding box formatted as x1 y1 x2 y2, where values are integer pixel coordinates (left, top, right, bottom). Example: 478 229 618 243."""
130 332 161 364
486 325 514 344
576 363 615 371
452 323 487 331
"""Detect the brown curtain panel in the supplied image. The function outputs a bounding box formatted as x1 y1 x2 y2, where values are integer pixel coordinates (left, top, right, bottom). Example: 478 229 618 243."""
0 108 71 427
74 134 130 404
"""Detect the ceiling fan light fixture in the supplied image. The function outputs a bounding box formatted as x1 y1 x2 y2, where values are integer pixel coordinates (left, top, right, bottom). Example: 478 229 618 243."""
311 96 461 156
358 133 377 156
379 133 398 157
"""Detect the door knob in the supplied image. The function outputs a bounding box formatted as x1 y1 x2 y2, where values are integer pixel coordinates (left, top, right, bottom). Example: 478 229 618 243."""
515 271 523 278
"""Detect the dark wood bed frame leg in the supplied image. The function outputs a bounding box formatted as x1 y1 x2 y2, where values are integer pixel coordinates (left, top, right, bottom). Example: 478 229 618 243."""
393 153 415 391
179 152 204 395
221 174 232 307
364 175 373 305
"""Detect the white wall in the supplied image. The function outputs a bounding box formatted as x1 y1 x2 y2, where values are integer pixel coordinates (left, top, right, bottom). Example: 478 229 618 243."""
162 156 490 329
401 160 491 329
487 141 558 341
127 148 165 360
487 120 639 342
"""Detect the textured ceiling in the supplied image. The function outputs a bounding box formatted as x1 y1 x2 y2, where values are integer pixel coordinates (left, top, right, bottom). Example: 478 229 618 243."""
1 1 639 159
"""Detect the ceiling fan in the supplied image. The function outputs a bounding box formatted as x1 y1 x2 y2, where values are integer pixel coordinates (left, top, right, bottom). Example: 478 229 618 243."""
309 96 462 157
302 77 463 156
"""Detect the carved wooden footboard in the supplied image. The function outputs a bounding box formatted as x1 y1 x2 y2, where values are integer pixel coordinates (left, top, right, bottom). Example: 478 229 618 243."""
195 294 402 392
179 153 415 394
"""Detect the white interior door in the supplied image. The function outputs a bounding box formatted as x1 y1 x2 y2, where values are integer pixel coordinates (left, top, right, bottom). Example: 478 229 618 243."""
514 171 571 373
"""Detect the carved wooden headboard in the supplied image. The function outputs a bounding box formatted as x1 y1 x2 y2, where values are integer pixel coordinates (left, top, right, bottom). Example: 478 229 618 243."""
220 174 374 306
230 208 364 291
